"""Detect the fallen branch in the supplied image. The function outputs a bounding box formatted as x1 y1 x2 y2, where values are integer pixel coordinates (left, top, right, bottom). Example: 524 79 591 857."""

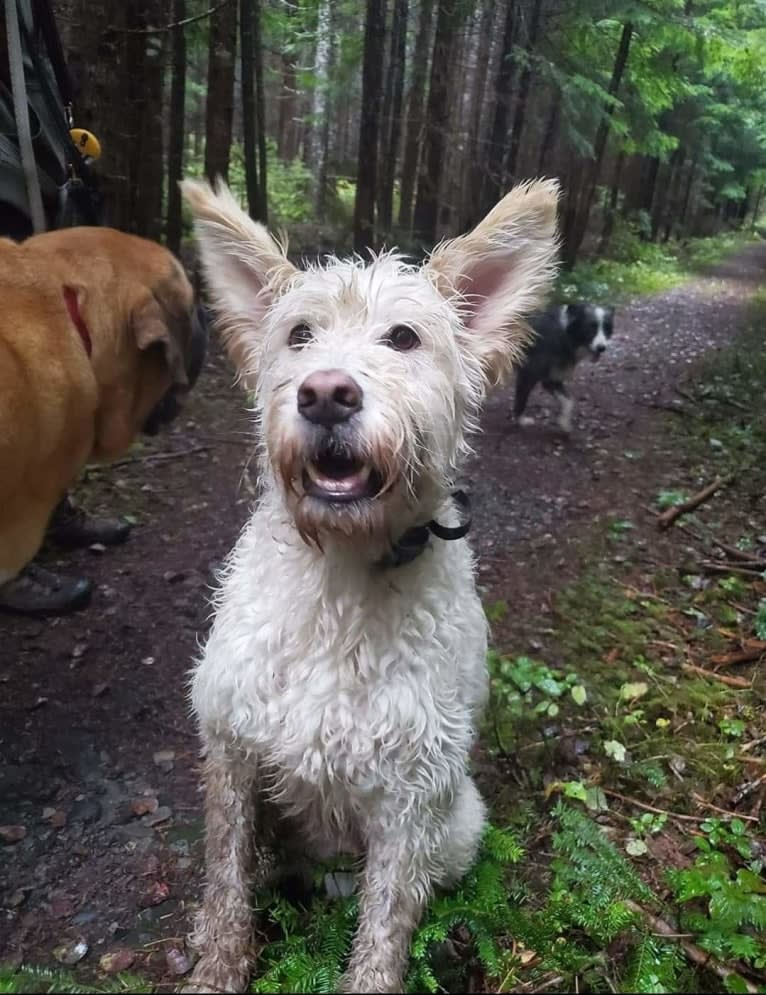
109 0 235 34
710 643 766 668
512 975 565 994
643 401 691 416
602 789 707 823
107 446 208 470
682 663 752 688
657 476 732 530
741 734 766 752
690 792 758 822
711 538 766 566
675 386 698 405
699 561 765 579
703 393 750 413
623 900 760 994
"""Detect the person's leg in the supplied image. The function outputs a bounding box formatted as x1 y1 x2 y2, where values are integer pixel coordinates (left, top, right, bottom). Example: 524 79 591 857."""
0 565 92 616
46 493 131 549
0 497 93 616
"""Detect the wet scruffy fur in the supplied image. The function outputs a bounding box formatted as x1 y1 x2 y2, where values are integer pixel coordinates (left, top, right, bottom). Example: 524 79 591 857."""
180 176 560 994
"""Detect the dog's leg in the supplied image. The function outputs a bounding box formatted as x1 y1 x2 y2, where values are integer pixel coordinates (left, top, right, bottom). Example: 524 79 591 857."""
342 780 485 994
554 385 574 434
184 745 273 994
341 826 428 994
514 370 536 426
544 380 573 434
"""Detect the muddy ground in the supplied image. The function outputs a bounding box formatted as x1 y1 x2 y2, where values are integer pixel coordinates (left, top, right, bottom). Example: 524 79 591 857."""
1 242 765 985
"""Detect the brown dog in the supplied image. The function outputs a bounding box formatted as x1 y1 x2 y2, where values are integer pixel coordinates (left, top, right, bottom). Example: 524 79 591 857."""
0 226 206 605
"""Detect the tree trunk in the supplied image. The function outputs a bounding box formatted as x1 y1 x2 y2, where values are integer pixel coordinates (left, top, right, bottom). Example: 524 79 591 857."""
62 0 123 229
678 155 698 233
205 1 237 183
440 18 469 232
130 1 166 239
561 157 582 266
310 0 332 215
253 0 268 222
277 3 299 161
412 0 462 245
661 150 685 241
460 0 496 229
353 0 386 252
377 0 408 237
398 0 435 232
599 149 625 254
165 0 186 255
505 0 543 184
240 0 260 219
651 147 681 241
751 184 765 231
482 0 517 216
642 157 660 220
563 20 633 267
536 88 560 176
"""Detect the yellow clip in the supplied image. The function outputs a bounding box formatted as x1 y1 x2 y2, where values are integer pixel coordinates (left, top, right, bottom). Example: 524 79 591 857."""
69 128 102 161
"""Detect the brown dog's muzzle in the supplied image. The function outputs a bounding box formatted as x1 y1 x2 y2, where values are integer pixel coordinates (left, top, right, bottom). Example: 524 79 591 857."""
143 302 210 435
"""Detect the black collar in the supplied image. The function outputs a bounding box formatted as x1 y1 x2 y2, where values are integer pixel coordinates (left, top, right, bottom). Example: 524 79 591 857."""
379 490 472 569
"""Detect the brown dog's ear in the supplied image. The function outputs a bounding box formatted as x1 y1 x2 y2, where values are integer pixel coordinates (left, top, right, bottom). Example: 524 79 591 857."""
426 179 560 386
132 292 188 388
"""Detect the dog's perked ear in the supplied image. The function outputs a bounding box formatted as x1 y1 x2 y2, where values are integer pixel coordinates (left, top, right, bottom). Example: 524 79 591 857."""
426 179 560 385
180 178 297 381
131 291 189 388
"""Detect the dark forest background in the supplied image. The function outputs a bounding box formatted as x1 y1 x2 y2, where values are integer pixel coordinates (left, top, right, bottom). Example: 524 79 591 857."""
54 0 766 265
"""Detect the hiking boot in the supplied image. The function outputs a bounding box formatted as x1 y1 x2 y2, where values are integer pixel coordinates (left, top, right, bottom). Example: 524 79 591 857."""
47 495 131 549
0 565 92 616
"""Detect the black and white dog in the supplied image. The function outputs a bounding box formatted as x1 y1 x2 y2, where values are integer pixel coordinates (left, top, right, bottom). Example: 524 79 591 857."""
514 303 615 433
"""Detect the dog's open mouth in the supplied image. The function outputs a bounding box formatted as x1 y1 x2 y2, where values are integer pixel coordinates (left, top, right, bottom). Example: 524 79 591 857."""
303 442 382 503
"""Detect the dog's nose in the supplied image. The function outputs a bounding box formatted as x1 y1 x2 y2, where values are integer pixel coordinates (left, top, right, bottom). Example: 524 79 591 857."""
596 344 606 354
297 370 363 426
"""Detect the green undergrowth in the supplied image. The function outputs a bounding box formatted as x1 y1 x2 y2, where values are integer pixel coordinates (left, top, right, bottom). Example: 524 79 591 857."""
0 966 149 993
477 287 766 992
560 225 759 303
249 825 525 994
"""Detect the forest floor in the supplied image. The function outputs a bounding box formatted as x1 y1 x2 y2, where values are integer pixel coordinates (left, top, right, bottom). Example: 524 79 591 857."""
1 240 765 993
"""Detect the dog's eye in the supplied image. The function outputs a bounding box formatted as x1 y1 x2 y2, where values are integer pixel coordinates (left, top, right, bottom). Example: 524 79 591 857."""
288 323 313 349
386 325 420 352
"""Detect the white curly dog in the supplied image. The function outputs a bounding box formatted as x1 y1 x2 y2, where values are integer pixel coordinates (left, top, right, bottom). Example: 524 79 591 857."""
181 177 559 994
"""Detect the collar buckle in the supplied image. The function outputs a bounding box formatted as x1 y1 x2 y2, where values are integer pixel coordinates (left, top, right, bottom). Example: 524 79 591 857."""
380 489 472 570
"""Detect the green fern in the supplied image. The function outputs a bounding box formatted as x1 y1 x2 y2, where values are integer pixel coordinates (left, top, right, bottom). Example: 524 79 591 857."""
406 828 525 992
251 895 356 994
249 825 526 994
668 851 766 969
483 824 526 864
621 935 684 993
492 804 659 989
0 966 150 994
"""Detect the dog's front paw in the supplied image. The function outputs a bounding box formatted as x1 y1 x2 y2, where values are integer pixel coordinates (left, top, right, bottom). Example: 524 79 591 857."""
181 956 249 994
517 415 535 427
340 965 403 994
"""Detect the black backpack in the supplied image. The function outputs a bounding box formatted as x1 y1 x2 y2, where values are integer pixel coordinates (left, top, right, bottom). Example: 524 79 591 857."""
0 0 102 239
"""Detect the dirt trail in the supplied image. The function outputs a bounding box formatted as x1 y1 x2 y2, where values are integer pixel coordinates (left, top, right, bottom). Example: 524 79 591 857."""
1 241 765 981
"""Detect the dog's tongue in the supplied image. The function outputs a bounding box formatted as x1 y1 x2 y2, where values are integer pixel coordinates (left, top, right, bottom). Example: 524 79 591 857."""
305 458 372 499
